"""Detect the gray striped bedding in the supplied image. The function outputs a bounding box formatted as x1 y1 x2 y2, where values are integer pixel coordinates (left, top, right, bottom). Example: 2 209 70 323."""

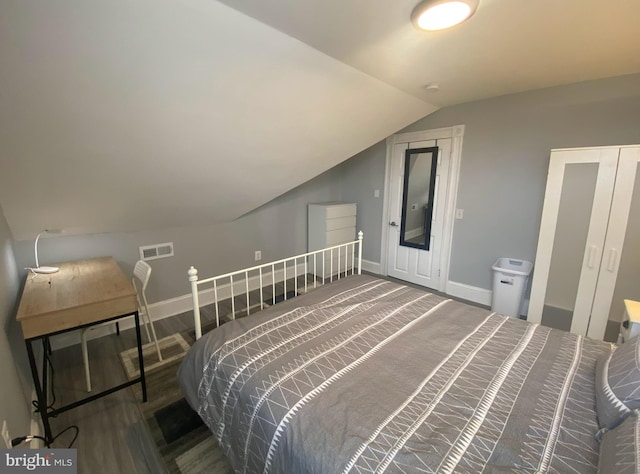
178 275 614 473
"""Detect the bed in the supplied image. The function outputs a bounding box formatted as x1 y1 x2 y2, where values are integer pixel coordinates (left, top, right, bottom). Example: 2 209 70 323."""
178 237 640 473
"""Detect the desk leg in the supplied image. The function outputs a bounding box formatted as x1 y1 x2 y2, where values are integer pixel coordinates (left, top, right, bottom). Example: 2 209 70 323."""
26 339 53 446
41 339 48 412
134 311 147 403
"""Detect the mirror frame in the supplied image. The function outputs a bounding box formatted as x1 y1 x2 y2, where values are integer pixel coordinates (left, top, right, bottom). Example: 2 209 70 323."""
399 146 439 251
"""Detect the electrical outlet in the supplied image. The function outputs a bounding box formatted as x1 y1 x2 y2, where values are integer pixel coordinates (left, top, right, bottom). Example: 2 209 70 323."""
2 420 11 449
254 250 262 261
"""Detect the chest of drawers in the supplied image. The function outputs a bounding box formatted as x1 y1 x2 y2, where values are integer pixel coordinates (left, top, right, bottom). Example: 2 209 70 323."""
308 202 357 278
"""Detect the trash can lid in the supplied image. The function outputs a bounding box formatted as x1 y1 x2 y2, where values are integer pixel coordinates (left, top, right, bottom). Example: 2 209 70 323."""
491 258 533 276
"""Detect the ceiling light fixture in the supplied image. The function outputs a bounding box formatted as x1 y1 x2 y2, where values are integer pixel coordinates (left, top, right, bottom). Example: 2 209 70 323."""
411 0 478 31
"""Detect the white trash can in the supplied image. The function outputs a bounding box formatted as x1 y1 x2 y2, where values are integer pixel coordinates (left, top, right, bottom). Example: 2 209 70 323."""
491 258 533 318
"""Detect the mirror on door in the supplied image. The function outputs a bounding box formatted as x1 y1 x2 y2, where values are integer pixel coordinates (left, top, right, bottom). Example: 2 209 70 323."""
400 146 439 250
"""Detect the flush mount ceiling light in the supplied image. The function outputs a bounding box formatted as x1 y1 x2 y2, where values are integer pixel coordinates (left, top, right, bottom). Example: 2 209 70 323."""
412 0 478 31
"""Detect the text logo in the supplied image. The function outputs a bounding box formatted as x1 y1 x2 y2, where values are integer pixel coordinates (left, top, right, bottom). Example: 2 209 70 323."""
1 449 76 473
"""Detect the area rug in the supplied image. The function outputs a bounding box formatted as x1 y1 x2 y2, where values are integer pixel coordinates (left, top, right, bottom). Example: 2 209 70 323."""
127 323 234 473
119 333 192 380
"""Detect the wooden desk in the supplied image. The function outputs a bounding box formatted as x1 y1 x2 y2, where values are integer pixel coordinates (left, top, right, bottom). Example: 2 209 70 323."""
16 257 147 446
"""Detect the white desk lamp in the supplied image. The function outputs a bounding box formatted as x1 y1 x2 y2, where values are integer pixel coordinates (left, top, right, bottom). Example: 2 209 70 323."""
33 229 61 274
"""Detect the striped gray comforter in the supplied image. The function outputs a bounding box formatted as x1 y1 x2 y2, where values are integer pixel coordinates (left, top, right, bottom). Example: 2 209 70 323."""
178 275 613 473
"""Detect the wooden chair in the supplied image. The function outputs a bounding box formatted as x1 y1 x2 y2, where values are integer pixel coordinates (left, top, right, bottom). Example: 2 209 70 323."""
81 260 162 391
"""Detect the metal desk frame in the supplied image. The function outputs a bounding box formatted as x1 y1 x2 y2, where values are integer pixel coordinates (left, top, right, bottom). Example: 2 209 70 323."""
17 257 147 447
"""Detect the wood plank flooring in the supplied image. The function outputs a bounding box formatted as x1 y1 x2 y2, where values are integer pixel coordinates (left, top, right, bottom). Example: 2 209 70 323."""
44 275 315 473
46 310 212 473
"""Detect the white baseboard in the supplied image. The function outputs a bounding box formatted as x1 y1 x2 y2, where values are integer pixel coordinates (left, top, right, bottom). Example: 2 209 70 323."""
445 280 492 307
445 280 530 317
50 262 306 350
404 227 423 240
361 259 381 275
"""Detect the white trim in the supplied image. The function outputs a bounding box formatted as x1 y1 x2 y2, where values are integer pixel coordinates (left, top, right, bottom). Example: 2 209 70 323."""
386 126 461 145
404 227 424 240
445 280 532 317
381 125 465 290
445 280 492 307
50 262 307 350
550 144 640 152
380 137 394 277
361 259 381 274
439 126 465 288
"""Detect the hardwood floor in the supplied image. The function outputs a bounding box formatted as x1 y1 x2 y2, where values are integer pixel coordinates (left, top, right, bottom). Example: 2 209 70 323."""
46 309 214 473
44 276 310 473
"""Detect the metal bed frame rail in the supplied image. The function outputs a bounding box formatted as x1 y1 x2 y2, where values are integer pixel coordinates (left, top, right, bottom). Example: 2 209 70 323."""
188 231 363 340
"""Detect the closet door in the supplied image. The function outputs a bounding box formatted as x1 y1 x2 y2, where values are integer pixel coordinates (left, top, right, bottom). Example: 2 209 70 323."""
528 148 619 336
588 147 640 339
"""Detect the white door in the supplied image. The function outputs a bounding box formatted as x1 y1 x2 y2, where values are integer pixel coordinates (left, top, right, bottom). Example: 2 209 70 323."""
588 146 640 339
386 138 451 289
528 147 620 338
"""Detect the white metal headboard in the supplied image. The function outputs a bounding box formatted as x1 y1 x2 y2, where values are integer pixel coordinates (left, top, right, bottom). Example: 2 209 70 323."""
188 231 363 340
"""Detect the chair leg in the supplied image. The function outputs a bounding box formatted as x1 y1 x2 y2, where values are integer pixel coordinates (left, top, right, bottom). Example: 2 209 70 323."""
81 329 91 392
142 315 152 344
143 313 163 362
116 322 120 335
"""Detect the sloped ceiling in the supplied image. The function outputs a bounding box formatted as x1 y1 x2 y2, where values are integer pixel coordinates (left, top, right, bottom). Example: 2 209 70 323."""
2 0 639 241
0 0 436 240
219 0 640 107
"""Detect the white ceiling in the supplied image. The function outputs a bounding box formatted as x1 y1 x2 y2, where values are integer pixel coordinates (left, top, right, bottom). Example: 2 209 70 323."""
217 0 640 107
1 0 639 240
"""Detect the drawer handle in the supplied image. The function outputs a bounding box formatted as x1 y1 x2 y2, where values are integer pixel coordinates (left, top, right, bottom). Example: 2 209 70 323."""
587 245 597 269
608 248 618 272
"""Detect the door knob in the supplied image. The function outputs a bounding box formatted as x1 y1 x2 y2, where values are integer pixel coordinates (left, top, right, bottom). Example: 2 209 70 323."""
390 221 398 227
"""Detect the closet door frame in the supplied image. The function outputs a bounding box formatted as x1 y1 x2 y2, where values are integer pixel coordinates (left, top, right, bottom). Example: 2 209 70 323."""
588 146 640 339
528 147 620 336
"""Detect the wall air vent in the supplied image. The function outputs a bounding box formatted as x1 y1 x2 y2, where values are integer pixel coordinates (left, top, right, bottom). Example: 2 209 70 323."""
139 242 174 261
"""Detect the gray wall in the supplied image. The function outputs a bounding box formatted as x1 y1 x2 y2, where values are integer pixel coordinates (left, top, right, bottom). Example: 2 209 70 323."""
13 167 343 304
0 204 33 441
10 74 640 307
333 141 388 263
337 73 640 290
